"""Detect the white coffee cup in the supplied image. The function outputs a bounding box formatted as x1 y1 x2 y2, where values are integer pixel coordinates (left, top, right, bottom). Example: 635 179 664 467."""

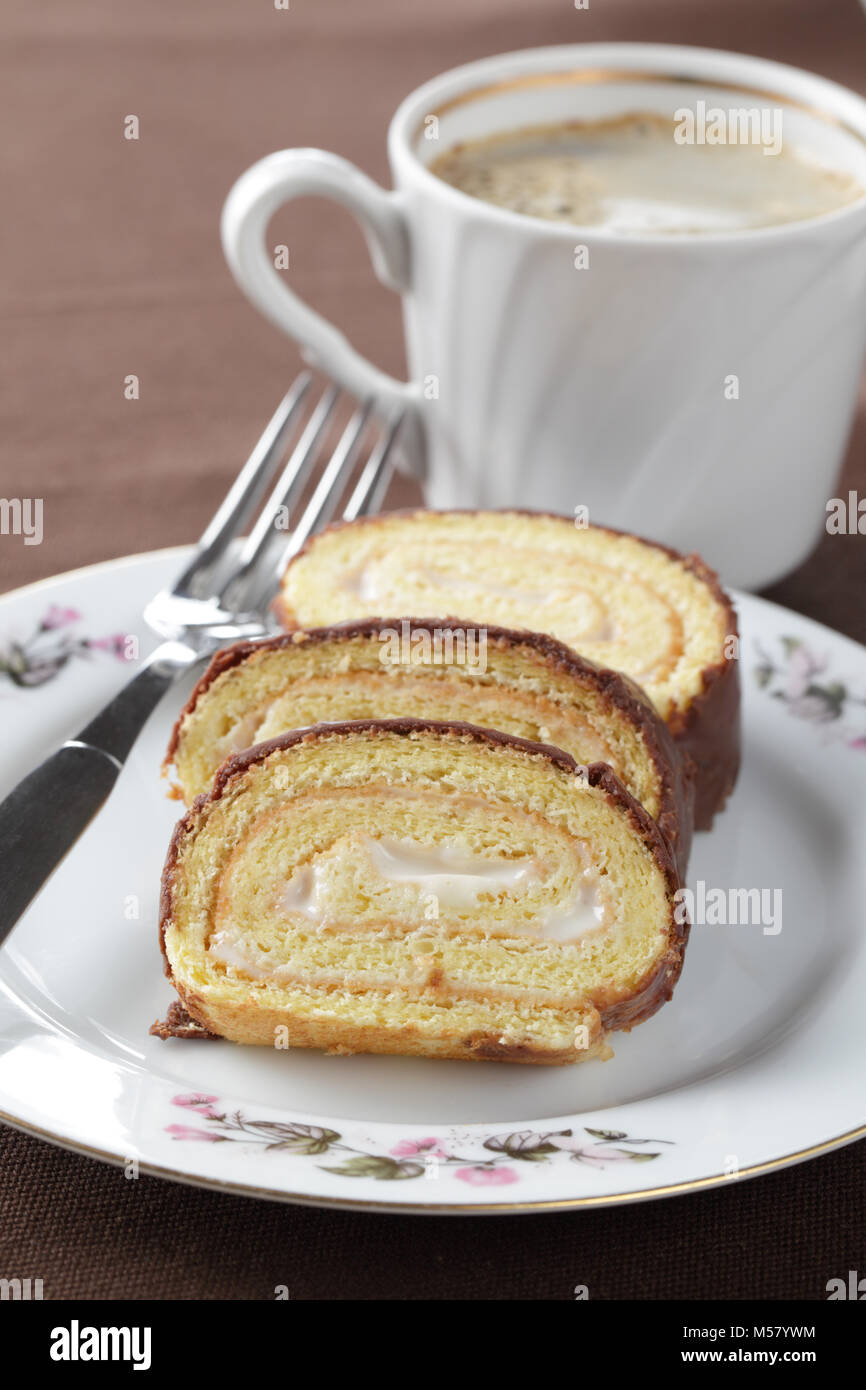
221 44 866 588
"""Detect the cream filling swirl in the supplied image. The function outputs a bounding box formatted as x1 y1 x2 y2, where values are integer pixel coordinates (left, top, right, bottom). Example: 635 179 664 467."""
207 832 613 983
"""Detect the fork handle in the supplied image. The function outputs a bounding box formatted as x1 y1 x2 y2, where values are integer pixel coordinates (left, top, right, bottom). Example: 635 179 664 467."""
0 640 198 946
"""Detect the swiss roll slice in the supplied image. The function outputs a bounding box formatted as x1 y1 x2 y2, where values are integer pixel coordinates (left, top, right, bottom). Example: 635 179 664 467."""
158 719 688 1065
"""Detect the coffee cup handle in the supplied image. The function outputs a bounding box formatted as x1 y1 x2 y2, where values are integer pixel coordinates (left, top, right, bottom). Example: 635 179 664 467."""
221 149 422 472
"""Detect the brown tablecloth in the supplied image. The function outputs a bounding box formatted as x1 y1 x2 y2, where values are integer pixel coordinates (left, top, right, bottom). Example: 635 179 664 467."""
0 0 864 1299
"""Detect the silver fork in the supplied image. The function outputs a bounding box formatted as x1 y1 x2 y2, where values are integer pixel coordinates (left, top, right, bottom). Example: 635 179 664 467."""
0 373 402 943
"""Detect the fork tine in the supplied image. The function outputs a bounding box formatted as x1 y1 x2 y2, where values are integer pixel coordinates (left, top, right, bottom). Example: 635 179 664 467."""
219 383 340 607
279 400 374 568
342 412 402 521
172 372 312 598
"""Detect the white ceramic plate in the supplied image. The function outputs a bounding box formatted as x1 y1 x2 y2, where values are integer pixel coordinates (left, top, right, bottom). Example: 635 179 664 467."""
0 547 864 1213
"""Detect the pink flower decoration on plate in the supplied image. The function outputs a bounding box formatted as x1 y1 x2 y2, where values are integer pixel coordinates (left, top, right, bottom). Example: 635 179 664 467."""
390 1137 449 1158
165 1124 222 1142
88 633 131 660
784 644 827 700
454 1166 519 1186
42 605 82 630
172 1093 220 1111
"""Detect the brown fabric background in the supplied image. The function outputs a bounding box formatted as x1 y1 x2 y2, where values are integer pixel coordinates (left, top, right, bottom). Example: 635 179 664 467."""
0 0 864 1299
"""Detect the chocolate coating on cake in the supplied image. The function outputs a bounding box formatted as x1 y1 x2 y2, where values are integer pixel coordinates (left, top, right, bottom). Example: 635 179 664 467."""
149 999 219 1040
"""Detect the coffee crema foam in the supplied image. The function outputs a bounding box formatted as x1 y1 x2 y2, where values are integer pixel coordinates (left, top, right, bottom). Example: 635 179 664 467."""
429 113 864 234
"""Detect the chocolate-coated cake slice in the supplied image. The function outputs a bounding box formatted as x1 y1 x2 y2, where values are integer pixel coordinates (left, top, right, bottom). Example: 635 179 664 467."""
158 720 687 1065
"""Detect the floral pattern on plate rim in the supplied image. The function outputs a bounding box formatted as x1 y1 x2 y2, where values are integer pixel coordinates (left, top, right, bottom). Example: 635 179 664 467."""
165 1095 673 1184
754 635 866 748
0 605 133 688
